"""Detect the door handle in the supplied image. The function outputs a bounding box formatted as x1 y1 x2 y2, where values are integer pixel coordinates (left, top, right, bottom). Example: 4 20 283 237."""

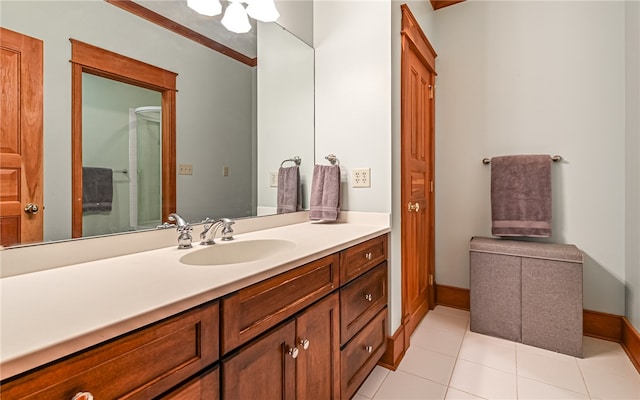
407 202 420 213
24 203 39 215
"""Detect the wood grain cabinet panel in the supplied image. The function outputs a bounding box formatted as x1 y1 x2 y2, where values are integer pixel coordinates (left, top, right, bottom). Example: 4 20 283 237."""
340 308 388 400
158 366 219 400
1 302 219 400
221 254 339 354
340 235 388 285
340 262 388 345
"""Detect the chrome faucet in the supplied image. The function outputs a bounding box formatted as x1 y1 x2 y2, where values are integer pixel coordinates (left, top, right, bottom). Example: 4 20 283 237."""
200 218 235 245
168 213 193 249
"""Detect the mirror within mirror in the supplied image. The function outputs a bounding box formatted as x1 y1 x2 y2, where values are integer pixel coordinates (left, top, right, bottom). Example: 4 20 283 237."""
0 0 314 246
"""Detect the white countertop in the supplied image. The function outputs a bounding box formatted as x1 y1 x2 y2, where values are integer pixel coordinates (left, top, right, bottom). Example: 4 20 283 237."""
0 214 390 380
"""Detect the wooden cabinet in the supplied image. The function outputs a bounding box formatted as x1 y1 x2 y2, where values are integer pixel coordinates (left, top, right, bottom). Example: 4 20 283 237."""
158 366 219 400
2 234 389 400
1 302 219 400
221 293 340 400
221 254 339 354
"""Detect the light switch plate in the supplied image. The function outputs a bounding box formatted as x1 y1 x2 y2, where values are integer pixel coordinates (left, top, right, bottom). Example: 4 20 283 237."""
270 171 278 187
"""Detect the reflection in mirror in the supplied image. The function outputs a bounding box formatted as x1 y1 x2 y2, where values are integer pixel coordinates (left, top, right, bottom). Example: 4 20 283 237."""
82 74 162 237
0 0 314 248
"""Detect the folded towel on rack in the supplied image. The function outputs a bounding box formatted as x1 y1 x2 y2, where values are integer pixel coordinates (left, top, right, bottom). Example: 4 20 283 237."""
309 165 341 221
277 166 301 214
82 167 113 212
491 155 552 237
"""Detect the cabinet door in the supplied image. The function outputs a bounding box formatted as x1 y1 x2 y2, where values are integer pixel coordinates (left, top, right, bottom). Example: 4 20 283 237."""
222 320 296 400
159 366 219 400
296 292 340 400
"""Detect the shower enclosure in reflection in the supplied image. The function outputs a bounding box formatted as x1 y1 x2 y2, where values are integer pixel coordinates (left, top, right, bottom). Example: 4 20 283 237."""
130 106 162 229
82 73 162 237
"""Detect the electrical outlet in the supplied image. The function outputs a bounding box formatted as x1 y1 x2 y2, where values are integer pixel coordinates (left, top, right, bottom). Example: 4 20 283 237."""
270 171 278 187
352 168 371 188
223 166 229 177
178 164 193 175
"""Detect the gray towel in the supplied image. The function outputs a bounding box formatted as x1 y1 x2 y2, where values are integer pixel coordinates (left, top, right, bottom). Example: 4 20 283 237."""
277 166 300 214
309 165 340 221
491 155 552 237
82 167 113 212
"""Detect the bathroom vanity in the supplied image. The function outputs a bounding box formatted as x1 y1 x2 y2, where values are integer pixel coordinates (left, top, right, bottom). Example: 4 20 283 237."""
0 214 389 399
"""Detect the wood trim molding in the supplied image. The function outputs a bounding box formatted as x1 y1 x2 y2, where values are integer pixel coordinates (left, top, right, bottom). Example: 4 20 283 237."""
401 5 437 73
70 39 177 237
622 317 640 373
430 1 466 11
105 0 257 67
378 322 408 371
435 284 640 374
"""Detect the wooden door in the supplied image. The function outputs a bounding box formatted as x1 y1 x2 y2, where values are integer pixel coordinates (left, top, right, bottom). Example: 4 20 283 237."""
296 292 340 400
0 28 43 247
221 320 296 400
400 5 437 338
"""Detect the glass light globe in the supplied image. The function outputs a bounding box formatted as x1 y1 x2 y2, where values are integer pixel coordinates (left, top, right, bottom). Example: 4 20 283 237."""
222 1 252 33
246 0 279 22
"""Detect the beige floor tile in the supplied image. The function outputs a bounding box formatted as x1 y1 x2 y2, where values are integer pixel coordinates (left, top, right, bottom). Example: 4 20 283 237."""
444 387 487 399
449 359 517 399
373 370 447 400
398 345 457 385
411 322 465 357
516 349 588 395
358 366 391 399
517 376 590 399
458 331 516 374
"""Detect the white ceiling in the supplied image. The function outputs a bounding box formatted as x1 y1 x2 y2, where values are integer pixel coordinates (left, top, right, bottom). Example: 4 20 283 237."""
132 1 257 58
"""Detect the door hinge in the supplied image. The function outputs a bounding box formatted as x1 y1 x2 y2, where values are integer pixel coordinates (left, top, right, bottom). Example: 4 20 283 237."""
430 180 434 193
428 84 434 99
429 274 434 286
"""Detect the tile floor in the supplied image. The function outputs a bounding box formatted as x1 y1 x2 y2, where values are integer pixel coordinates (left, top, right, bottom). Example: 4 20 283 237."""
354 306 640 400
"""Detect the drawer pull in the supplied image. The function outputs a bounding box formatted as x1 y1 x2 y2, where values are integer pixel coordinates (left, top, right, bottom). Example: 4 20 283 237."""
365 252 373 260
72 393 94 400
300 338 310 350
364 293 373 302
364 345 373 353
288 346 299 359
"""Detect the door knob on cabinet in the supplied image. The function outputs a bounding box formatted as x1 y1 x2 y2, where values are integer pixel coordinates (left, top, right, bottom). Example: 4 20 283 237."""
407 202 420 212
365 252 373 260
364 345 373 353
72 393 94 400
287 346 299 359
24 203 39 214
300 338 310 350
364 293 373 302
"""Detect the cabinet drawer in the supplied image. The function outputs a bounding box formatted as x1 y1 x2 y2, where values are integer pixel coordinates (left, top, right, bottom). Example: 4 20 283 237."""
221 254 339 354
341 307 388 400
340 235 388 285
159 365 219 400
1 302 219 400
340 262 388 345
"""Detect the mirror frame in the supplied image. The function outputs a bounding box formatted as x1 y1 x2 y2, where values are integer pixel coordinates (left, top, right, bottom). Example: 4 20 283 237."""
70 39 177 238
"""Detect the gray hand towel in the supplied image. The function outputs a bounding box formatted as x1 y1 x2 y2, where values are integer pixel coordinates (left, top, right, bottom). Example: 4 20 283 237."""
491 155 552 237
309 165 341 221
277 166 300 214
82 167 113 212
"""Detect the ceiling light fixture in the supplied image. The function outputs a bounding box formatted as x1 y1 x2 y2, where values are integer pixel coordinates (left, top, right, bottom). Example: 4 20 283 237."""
187 0 280 33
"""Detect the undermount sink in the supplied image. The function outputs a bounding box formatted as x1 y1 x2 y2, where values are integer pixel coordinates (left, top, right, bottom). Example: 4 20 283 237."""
179 239 296 266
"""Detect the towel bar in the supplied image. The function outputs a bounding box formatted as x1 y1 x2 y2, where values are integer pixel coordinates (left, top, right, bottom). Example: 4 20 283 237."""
280 156 301 168
482 155 562 165
325 154 339 165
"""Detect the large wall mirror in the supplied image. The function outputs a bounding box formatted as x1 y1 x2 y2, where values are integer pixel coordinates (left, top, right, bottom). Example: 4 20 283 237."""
0 0 315 247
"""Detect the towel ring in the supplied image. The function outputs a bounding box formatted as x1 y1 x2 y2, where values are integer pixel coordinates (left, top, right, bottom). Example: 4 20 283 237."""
482 155 562 165
280 156 301 168
325 154 339 165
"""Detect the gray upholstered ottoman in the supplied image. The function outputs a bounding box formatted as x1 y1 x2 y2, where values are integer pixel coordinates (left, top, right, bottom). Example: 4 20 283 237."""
469 237 584 357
